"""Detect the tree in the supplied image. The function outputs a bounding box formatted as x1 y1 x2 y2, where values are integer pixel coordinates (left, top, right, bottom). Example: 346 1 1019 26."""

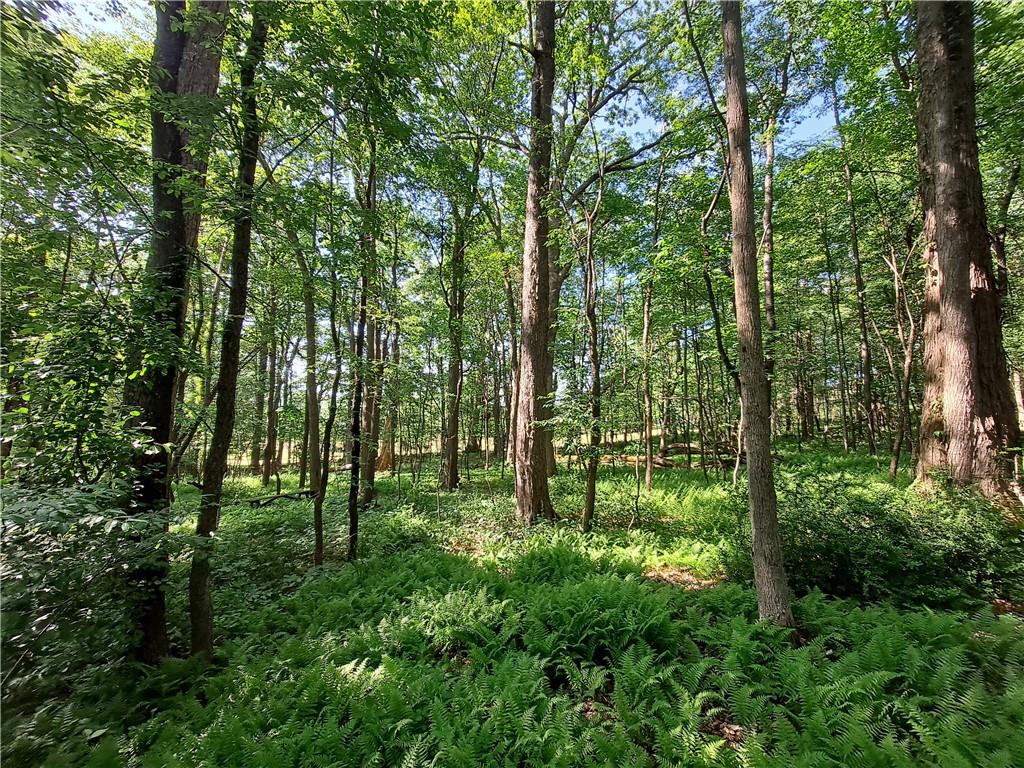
514 0 557 523
122 0 225 665
188 5 269 659
721 0 794 627
915 0 1021 503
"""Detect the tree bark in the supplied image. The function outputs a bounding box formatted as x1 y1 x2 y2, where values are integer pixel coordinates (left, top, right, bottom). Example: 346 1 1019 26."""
832 84 876 453
347 132 377 559
514 0 557 523
916 0 1021 502
442 225 467 490
251 341 267 472
123 0 189 665
180 1 229 257
642 280 655 491
347 257 370 561
504 267 520 466
581 206 602 532
295 233 322 561
721 0 794 627
261 299 280 486
189 8 267 659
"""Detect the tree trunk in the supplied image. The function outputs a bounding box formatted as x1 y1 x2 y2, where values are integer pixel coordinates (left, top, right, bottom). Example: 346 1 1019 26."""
514 0 556 524
189 8 267 659
180 1 229 256
250 341 266 472
295 236 322 561
347 134 377 559
581 210 602 533
261 301 279 486
721 0 794 627
442 225 467 489
642 280 654 491
916 0 1021 502
504 267 520 466
123 0 189 665
347 260 370 561
362 318 384 504
832 84 876 453
762 120 777 400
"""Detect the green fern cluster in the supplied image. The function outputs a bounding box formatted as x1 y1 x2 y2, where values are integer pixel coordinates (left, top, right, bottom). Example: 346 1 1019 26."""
115 501 1024 768
7 458 1023 767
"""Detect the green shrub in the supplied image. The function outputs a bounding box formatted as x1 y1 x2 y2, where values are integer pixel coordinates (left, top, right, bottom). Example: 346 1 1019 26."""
725 474 1023 607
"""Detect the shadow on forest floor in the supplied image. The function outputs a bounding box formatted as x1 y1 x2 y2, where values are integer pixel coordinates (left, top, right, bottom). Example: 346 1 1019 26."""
5 450 1023 767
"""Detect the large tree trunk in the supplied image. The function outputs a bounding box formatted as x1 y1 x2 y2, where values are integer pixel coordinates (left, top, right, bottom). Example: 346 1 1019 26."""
514 0 556 523
123 0 214 665
916 0 1021 502
180 1 229 256
189 9 267 659
721 0 794 627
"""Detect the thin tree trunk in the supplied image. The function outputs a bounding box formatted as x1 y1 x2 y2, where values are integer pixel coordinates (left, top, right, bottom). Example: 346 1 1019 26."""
347 264 369 561
832 84 876 453
721 0 793 627
295 235 322 561
261 304 279 486
442 225 467 490
642 280 654 491
504 267 520 466
251 341 266 472
189 8 267 658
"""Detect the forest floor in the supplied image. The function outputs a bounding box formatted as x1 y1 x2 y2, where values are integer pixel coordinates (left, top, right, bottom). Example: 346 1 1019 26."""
5 447 1024 767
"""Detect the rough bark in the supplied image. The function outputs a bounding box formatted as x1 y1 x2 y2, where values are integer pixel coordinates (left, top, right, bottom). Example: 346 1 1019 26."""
721 0 794 627
514 0 556 523
188 9 267 658
915 0 1021 502
179 1 229 256
123 0 189 665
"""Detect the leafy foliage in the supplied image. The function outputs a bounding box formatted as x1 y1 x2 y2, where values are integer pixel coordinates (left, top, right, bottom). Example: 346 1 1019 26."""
4 455 1022 767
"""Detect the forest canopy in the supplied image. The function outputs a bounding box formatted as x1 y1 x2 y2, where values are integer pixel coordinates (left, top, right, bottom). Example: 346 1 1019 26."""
1 1 1023 766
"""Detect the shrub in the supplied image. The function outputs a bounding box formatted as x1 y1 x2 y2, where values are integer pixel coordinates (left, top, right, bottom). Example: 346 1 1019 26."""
725 474 1023 607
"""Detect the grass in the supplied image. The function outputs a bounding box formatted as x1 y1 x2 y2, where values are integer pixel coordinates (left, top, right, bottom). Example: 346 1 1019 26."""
3 447 1023 767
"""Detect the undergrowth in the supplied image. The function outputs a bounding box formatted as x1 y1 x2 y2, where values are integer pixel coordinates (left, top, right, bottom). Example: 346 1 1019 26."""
2 449 1023 767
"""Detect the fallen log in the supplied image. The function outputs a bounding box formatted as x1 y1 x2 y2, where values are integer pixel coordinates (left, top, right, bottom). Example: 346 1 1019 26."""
245 489 314 508
599 454 675 468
